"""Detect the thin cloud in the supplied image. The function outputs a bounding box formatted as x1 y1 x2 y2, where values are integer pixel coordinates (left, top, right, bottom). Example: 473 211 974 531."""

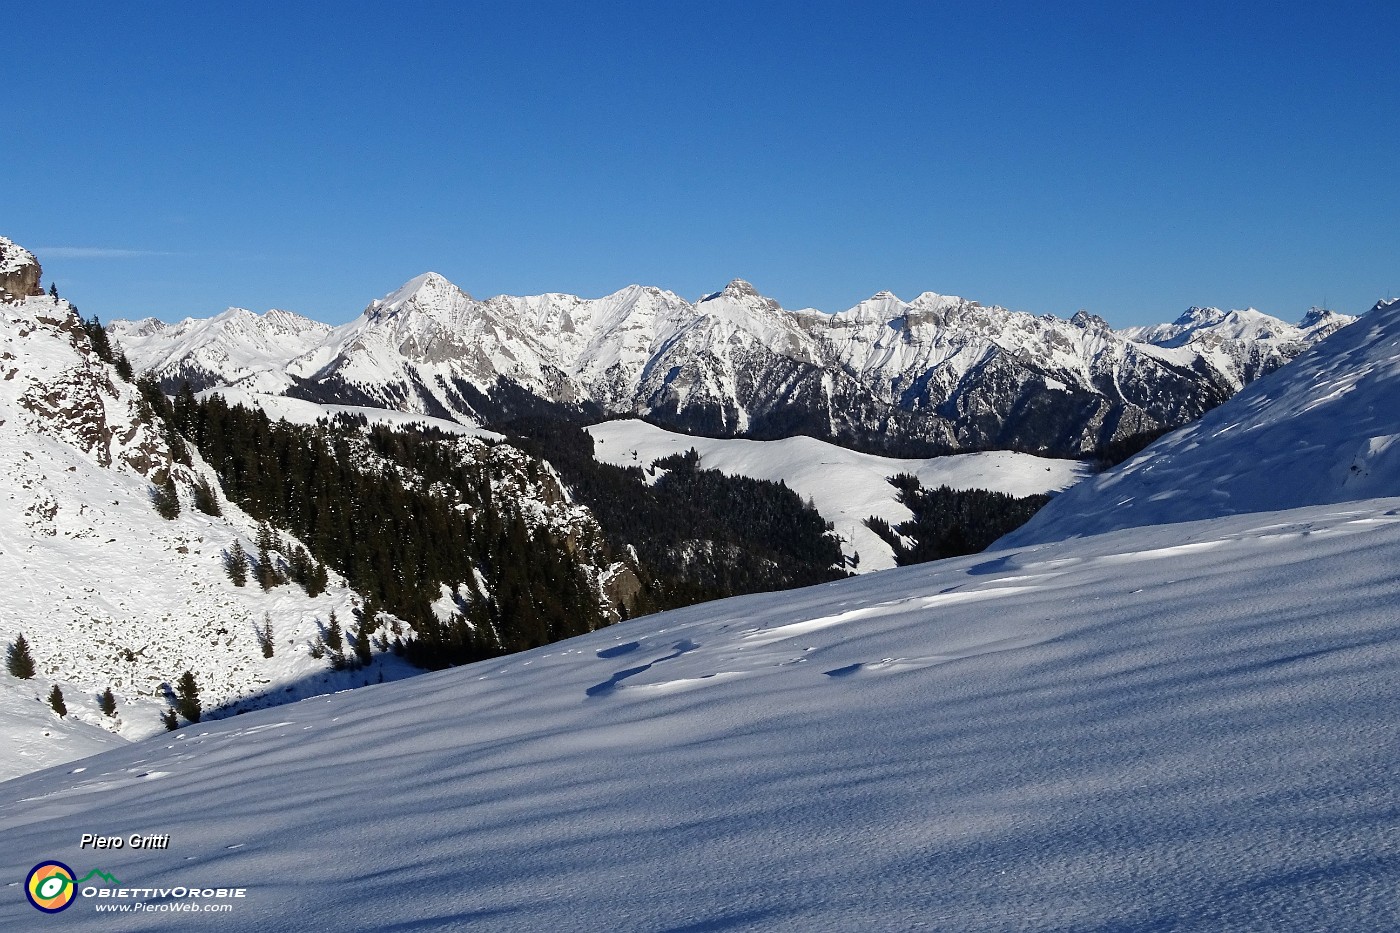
36 247 184 259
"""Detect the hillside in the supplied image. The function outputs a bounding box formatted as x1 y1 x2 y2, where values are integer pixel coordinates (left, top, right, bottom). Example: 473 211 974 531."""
587 418 1089 571
1001 298 1400 547
2 497 1398 930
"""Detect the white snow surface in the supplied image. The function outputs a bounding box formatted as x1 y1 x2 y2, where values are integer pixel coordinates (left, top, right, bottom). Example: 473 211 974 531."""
202 387 501 439
2 498 1399 931
588 419 1090 571
1003 298 1400 546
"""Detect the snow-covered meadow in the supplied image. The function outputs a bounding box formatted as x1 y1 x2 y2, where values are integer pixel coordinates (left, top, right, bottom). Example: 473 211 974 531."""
2 497 1398 930
588 419 1089 571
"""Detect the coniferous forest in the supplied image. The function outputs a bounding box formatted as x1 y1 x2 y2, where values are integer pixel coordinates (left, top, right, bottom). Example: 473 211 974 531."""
153 386 847 671
501 418 849 608
865 474 1051 566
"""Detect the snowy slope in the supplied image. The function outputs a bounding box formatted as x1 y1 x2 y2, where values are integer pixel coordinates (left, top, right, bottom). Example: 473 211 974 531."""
1002 298 1400 546
0 294 406 781
1121 304 1356 390
2 498 1399 931
588 419 1090 571
202 387 501 439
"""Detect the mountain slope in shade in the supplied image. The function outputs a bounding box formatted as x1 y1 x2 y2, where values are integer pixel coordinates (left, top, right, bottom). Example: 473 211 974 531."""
587 418 1090 571
1000 298 1400 547
2 497 1398 931
114 274 1350 457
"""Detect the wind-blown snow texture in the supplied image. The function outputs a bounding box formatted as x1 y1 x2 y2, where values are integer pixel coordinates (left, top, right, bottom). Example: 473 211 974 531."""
2 500 1399 931
112 275 1350 457
1002 298 1400 546
588 418 1089 571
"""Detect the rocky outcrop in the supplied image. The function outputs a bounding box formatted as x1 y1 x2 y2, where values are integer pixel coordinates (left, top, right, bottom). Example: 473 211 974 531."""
0 236 42 301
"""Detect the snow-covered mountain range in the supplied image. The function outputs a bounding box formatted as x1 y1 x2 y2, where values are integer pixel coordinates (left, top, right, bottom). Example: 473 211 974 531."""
5 279 1398 931
113 274 1354 457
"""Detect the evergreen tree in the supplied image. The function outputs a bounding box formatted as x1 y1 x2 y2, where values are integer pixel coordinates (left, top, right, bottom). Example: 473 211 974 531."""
6 633 36 679
99 687 117 717
114 352 133 381
256 613 275 658
48 282 58 299
162 708 179 731
152 475 181 519
225 540 248 586
323 611 343 653
48 685 66 717
353 604 375 668
193 477 222 516
255 523 281 590
174 670 201 723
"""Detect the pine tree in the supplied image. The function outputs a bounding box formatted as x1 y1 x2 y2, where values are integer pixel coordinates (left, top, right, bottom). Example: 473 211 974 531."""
174 670 201 723
48 685 67 717
48 282 58 299
6 633 36 679
225 540 248 587
256 613 275 658
99 687 117 717
161 708 179 731
152 475 181 519
353 604 375 668
193 477 222 516
323 611 343 654
114 352 133 381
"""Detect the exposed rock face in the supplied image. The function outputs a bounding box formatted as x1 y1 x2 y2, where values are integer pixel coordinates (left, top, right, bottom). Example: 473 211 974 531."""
0 236 42 301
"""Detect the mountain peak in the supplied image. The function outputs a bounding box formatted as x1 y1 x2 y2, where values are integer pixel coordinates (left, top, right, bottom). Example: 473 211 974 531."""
370 272 472 320
721 278 760 299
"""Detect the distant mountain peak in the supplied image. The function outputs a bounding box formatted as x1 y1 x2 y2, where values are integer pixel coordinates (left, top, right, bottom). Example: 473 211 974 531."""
369 272 473 320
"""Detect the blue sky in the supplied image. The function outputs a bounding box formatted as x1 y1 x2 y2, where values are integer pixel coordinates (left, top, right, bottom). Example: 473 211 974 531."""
8 2 1398 326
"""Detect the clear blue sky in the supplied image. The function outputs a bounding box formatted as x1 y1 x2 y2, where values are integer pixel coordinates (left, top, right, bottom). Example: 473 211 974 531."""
8 2 1398 326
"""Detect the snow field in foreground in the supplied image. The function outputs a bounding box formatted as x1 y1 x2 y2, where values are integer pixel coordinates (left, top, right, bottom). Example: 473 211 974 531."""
2 498 1398 931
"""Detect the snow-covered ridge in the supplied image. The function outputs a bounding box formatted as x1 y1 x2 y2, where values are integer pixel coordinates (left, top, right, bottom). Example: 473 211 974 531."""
1001 298 1400 546
113 271 1354 458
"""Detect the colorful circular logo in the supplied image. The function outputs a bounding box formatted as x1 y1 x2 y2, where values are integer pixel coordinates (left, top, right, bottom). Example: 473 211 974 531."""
26 861 77 913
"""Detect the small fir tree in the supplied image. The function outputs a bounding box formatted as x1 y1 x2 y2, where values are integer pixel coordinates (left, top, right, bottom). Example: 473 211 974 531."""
48 685 67 717
99 687 118 717
174 670 201 723
161 708 179 731
323 611 343 654
48 282 58 299
225 540 248 587
152 475 181 519
256 613 275 658
6 633 36 679
193 478 222 516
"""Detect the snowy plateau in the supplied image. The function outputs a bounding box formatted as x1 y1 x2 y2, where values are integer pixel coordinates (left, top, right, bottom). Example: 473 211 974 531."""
2 234 1398 930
